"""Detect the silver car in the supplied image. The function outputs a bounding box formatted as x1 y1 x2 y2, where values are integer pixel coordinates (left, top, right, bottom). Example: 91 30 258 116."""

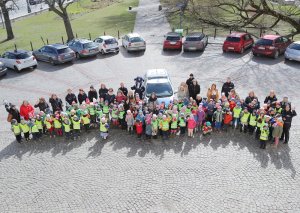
0 61 7 78
122 33 146 52
67 39 99 58
285 41 300 62
183 32 208 52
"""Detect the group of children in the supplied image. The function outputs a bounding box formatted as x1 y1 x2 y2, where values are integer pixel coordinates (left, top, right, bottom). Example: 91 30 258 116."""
10 90 288 150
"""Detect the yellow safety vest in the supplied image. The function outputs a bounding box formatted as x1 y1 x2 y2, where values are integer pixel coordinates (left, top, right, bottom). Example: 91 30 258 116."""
20 123 30 133
233 107 242 118
44 120 52 129
12 124 21 135
82 116 90 124
35 120 43 130
161 120 169 131
249 114 257 126
100 122 108 132
63 123 71 132
72 120 81 130
31 125 39 133
260 129 269 141
54 119 62 129
240 112 250 124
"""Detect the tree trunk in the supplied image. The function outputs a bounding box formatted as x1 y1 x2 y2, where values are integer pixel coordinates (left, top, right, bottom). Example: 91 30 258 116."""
1 4 14 40
62 12 74 41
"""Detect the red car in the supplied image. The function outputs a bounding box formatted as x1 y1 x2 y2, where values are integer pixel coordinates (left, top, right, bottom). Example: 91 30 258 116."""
163 32 182 51
252 35 292 59
223 32 254 54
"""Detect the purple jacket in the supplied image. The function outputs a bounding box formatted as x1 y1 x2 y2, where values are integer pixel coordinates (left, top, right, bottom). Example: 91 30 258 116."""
197 110 206 123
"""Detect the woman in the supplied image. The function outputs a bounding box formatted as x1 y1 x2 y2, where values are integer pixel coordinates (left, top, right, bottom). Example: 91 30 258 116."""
228 89 240 101
188 79 201 100
5 102 21 123
195 94 203 106
20 100 35 120
105 88 115 104
126 90 135 106
78 89 88 105
264 90 277 108
34 97 50 113
245 91 259 112
148 92 158 112
177 82 189 101
99 83 108 99
207 83 219 102
116 90 127 104
49 94 63 112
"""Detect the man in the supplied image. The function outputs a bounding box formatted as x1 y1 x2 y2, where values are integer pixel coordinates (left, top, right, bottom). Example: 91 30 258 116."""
118 82 128 97
65 89 77 106
280 96 291 109
78 89 88 105
221 77 235 98
88 85 98 102
280 104 297 144
186 73 194 88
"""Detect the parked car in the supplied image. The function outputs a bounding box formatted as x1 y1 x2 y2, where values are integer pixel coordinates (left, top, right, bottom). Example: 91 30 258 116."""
252 35 292 59
163 32 182 51
183 32 208 52
29 0 43 5
0 61 7 77
67 39 99 58
33 44 75 65
122 33 146 52
223 32 254 54
0 50 37 72
143 69 176 106
94 36 119 54
284 41 300 62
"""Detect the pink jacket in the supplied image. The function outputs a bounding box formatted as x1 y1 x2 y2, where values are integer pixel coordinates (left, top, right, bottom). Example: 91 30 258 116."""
187 118 196 129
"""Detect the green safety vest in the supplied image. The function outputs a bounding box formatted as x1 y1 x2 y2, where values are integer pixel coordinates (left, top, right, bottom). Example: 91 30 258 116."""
35 120 43 130
256 117 265 128
275 107 282 114
233 107 242 118
72 119 81 130
44 120 52 129
82 116 90 124
161 120 169 131
31 124 39 133
179 117 186 127
260 129 269 141
111 110 118 119
171 120 178 129
103 105 109 114
100 122 108 132
186 108 191 115
89 106 95 115
151 120 158 129
20 123 30 133
240 112 250 124
54 119 62 129
12 124 21 135
118 111 125 119
96 110 103 119
178 103 183 111
249 114 257 126
63 123 71 132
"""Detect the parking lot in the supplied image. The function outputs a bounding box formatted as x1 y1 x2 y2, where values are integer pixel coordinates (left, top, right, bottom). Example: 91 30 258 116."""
0 0 300 212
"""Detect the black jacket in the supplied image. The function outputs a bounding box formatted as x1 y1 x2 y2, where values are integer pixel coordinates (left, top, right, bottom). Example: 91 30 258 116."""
188 84 201 100
282 109 297 125
119 87 128 97
49 98 63 112
105 94 115 104
99 88 108 99
221 82 234 97
65 93 77 105
88 90 98 102
78 93 88 105
6 106 21 123
34 102 50 113
264 96 277 108
186 77 194 88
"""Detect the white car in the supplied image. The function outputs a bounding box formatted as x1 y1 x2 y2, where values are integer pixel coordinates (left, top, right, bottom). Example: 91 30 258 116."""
94 36 119 54
122 33 146 52
0 50 37 72
285 41 300 62
143 69 176 106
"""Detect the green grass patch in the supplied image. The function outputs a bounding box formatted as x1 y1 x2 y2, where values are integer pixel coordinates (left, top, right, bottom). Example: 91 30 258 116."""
0 0 139 52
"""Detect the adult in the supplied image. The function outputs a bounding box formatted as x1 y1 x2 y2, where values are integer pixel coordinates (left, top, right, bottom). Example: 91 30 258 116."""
116 90 127 104
34 97 50 113
195 94 203 106
78 89 88 105
119 82 128 97
126 90 135 106
99 84 108 99
49 94 63 112
280 104 297 144
221 77 235 97
245 91 259 112
228 89 240 101
88 85 98 102
177 82 189 100
65 89 77 106
188 79 201 100
5 102 21 123
105 88 115 104
148 92 158 111
186 73 195 89
131 77 145 99
280 96 291 109
20 100 35 120
264 90 277 108
207 83 220 102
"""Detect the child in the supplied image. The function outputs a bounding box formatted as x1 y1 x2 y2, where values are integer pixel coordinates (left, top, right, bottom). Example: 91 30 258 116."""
197 105 206 132
11 119 22 143
213 106 223 132
178 113 186 136
53 115 63 137
248 110 257 135
260 124 269 149
111 104 119 127
88 102 97 128
151 114 159 139
72 115 81 140
19 118 30 141
30 118 41 141
145 114 152 140
170 114 178 136
81 111 90 132
272 117 283 148
223 109 232 132
240 107 250 133
232 102 242 129
125 110 135 134
135 119 143 138
202 121 212 136
160 115 170 141
118 104 126 130
255 111 265 140
187 114 196 138
35 114 44 138
102 100 110 119
96 105 103 126
100 117 109 140
62 118 71 140
44 115 54 138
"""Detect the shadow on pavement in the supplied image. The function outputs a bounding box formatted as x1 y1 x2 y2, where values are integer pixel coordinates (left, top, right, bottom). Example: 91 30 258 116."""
161 49 182 56
0 67 35 79
35 61 74 72
251 55 284 65
222 49 252 59
284 59 300 68
119 47 145 58
181 51 204 58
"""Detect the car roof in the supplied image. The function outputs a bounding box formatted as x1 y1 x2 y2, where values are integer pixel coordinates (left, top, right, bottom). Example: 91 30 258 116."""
166 32 181 37
292 41 300 45
228 32 247 38
47 44 68 49
127 33 141 38
186 32 204 37
261 35 280 40
146 69 169 79
6 49 29 54
147 78 170 84
99 36 115 40
72 38 93 44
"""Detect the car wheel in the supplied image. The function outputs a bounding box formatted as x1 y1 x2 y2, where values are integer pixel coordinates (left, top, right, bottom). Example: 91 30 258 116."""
273 50 279 59
33 65 37 69
223 49 227 53
127 49 131 53
252 52 257 57
75 52 80 59
14 66 20 72
101 49 105 55
240 47 244 54
49 58 55 66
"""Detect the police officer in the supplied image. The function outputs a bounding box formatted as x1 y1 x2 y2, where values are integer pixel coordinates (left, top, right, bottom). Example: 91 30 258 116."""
221 77 235 98
281 104 297 144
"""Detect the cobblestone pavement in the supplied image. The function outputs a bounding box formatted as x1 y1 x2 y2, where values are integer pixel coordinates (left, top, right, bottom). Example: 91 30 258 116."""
0 0 300 212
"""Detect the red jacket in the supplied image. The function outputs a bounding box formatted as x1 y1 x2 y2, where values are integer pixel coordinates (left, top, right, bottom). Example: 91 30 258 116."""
20 104 35 120
135 122 143 134
116 95 127 103
223 113 233 124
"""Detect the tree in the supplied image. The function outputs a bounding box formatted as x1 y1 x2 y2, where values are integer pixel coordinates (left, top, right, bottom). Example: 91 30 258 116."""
45 0 74 41
175 0 300 37
0 0 15 40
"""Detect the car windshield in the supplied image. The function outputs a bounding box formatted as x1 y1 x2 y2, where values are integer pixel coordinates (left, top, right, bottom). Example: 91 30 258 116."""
15 52 31 59
146 83 173 98
186 36 202 41
289 43 300 50
57 48 72 54
83 42 95 48
167 36 180 41
105 38 117 44
130 37 144 42
256 39 273 46
226 37 240 42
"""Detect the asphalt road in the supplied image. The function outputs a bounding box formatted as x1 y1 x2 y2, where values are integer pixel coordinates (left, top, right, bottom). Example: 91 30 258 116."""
0 0 300 212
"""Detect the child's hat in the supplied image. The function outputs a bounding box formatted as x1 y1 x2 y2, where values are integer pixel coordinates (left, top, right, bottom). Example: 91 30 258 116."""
206 121 211 126
152 114 157 118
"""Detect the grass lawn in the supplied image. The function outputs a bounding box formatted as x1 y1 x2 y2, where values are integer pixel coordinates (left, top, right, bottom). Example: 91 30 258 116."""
0 0 139 52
